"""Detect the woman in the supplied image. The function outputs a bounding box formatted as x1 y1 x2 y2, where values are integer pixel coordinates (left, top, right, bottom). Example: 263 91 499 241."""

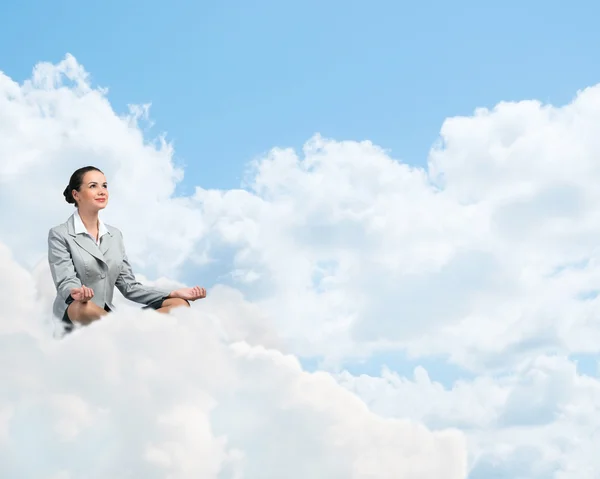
48 166 206 333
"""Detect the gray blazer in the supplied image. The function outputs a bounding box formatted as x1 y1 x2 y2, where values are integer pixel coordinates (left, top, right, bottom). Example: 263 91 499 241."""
48 214 171 321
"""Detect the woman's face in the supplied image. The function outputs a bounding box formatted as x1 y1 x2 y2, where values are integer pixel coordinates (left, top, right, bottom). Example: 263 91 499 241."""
73 170 109 212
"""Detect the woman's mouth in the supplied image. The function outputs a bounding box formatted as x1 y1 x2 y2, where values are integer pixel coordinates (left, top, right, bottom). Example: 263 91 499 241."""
96 198 106 203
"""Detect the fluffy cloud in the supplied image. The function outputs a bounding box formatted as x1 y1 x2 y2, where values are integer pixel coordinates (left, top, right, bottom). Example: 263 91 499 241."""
193 89 600 371
338 354 600 478
1 248 466 478
0 55 201 276
3 53 600 477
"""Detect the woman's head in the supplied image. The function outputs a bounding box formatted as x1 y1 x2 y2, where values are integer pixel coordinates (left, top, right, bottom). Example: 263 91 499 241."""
63 166 109 211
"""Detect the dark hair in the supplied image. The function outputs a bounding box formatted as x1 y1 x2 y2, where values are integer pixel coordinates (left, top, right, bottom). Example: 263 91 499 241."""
63 166 103 206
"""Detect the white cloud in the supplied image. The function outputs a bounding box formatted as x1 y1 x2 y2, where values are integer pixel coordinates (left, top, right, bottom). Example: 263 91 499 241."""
190 89 600 371
338 354 600 477
0 54 201 276
189 88 600 474
0 245 466 478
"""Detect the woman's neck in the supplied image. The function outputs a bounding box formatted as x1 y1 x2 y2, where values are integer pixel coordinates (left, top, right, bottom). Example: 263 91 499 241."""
78 208 99 232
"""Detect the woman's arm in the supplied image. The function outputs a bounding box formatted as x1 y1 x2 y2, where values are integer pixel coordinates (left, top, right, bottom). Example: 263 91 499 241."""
114 230 172 304
48 228 82 303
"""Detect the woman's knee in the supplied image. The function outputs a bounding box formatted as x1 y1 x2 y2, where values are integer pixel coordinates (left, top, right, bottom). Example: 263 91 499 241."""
67 300 107 324
162 298 190 309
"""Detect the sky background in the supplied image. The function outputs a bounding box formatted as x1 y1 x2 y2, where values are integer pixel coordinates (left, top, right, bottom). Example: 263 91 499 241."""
2 0 599 194
2 1 600 476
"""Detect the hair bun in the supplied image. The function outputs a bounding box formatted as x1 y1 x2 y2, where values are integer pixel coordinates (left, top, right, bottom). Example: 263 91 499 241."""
63 184 75 204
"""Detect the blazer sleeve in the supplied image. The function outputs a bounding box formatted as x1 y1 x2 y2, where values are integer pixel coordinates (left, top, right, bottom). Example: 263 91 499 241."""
48 228 82 303
114 230 172 305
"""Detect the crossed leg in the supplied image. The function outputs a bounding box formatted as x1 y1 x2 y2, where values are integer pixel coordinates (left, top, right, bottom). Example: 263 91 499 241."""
156 298 190 314
66 300 109 326
67 297 190 327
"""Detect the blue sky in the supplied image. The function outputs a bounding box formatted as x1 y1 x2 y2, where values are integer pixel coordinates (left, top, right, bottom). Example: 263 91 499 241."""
2 0 599 195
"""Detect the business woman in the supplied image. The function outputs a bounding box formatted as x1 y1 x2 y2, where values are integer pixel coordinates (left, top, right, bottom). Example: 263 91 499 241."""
48 165 206 333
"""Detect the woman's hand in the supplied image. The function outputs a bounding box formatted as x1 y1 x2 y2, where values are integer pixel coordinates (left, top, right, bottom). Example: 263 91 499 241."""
70 285 94 302
169 286 206 301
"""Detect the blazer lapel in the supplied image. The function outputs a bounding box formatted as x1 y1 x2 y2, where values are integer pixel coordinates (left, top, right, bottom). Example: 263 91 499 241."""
73 234 107 265
67 214 107 265
99 230 112 255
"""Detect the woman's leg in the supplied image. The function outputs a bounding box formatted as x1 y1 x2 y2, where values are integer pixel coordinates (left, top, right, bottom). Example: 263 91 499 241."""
156 298 190 314
67 300 109 326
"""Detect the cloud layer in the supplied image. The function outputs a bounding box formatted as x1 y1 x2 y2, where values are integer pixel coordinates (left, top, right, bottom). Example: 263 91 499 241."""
1 247 466 478
2 54 600 476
